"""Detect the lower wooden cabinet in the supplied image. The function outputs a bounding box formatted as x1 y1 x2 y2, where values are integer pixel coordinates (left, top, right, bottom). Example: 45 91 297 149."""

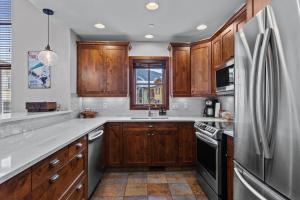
0 136 88 200
106 122 195 167
227 136 234 200
0 169 31 200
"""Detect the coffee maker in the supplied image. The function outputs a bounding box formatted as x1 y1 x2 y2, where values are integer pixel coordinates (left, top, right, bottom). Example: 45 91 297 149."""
203 99 218 117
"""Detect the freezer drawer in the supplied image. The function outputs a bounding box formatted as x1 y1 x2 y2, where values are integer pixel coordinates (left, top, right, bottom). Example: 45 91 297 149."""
234 162 286 200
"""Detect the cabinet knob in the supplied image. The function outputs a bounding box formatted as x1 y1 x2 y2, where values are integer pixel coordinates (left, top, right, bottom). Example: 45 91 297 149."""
76 183 83 191
147 133 151 136
49 174 60 184
76 153 83 160
75 142 83 149
49 158 60 168
148 125 153 128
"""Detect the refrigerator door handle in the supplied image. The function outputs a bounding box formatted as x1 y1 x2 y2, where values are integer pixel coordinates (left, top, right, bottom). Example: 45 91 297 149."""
234 167 268 200
249 33 264 155
256 28 273 159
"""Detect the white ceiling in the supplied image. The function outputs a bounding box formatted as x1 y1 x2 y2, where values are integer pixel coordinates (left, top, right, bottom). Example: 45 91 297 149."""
28 0 245 42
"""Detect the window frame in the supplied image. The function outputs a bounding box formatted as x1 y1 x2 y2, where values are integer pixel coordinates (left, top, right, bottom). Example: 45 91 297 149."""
129 56 169 110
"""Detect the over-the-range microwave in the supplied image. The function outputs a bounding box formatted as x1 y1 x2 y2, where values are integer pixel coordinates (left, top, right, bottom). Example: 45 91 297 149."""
216 58 234 94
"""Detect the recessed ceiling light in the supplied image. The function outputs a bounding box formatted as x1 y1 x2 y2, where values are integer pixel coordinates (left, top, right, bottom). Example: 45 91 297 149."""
149 24 155 28
196 24 207 31
94 23 105 29
145 34 154 39
146 1 159 10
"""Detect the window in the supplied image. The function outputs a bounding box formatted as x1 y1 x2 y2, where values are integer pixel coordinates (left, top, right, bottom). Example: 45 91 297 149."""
130 57 169 110
0 0 12 113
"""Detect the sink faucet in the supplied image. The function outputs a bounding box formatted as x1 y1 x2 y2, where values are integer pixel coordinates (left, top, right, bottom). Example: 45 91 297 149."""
148 104 153 117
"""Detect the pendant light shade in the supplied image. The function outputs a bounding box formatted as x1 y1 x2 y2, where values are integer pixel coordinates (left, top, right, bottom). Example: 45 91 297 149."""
38 9 58 67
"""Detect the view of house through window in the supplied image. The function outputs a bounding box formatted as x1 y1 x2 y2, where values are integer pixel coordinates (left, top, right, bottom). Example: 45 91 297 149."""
0 0 12 113
131 58 168 109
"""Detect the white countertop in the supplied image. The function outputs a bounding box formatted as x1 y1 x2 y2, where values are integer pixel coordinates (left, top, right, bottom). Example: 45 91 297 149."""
0 116 232 184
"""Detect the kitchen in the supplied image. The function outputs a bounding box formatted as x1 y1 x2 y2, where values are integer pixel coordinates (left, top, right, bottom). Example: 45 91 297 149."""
0 0 299 200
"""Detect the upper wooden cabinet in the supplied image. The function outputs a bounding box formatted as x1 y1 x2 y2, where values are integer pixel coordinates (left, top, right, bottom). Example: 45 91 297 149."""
169 43 191 97
191 42 212 96
211 35 222 94
247 0 271 20
221 24 234 62
77 41 129 97
234 10 247 32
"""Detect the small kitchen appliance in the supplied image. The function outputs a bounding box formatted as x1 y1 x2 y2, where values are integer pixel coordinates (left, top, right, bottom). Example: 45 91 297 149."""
203 99 217 117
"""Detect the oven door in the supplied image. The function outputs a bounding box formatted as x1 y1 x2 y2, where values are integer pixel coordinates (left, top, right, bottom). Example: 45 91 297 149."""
195 131 222 195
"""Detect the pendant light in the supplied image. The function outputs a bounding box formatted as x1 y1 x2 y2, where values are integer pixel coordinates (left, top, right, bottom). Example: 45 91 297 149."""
38 9 58 67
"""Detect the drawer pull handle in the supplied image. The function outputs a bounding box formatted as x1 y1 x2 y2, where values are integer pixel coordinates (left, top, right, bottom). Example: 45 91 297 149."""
76 183 83 191
49 159 60 168
76 153 83 160
49 174 60 184
75 142 83 149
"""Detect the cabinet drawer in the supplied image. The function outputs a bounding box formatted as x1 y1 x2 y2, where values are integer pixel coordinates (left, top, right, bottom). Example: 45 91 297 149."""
65 176 87 200
0 169 31 200
123 122 178 131
32 150 87 200
32 147 69 189
69 137 87 159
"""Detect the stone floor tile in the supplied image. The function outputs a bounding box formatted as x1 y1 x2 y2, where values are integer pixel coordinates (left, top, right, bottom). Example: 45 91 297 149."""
147 183 171 196
172 195 197 200
147 174 167 184
125 184 147 196
147 195 172 200
94 184 126 197
169 183 194 196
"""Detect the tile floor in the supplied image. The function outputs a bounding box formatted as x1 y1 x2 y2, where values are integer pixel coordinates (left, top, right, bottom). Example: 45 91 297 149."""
92 170 208 200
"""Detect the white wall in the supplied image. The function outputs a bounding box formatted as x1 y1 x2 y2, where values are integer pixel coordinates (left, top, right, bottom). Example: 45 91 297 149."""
11 0 72 112
129 42 169 57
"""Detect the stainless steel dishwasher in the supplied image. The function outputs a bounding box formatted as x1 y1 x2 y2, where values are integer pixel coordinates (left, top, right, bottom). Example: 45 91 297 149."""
88 126 105 198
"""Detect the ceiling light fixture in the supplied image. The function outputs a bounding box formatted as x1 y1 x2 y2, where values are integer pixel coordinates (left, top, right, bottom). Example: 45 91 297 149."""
145 34 154 39
94 23 106 29
146 0 159 11
196 24 208 31
38 8 58 67
149 24 155 28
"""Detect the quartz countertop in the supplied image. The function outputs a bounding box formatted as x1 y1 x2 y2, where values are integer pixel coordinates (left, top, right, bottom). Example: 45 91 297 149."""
0 116 232 184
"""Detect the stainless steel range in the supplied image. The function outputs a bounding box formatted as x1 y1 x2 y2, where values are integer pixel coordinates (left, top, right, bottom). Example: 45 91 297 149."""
194 121 230 200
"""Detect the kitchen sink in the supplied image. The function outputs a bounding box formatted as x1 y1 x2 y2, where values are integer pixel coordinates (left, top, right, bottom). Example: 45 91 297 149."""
130 117 169 120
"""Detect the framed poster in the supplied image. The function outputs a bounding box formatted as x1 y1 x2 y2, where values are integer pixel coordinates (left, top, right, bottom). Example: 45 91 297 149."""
28 51 51 89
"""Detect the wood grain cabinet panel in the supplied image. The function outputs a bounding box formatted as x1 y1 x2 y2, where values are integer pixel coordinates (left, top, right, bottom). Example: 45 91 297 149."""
191 42 212 96
221 24 234 62
0 169 31 200
77 42 129 97
170 44 191 97
247 0 271 20
123 130 150 166
211 36 222 94
178 123 196 166
105 123 123 166
151 129 178 166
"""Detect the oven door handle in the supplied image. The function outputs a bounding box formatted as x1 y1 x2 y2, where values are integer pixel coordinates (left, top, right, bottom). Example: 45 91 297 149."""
195 132 218 147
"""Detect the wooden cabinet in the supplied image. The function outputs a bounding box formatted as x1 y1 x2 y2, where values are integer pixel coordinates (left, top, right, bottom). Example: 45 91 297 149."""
1 136 88 200
211 36 222 94
151 127 178 166
247 0 271 20
221 24 234 62
178 123 196 166
191 42 212 96
123 128 150 166
77 41 129 97
105 123 123 166
227 136 234 200
0 169 31 200
170 43 191 97
234 10 247 32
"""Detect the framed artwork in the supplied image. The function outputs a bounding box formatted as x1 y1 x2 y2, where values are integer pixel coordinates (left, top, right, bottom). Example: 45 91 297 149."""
28 51 51 89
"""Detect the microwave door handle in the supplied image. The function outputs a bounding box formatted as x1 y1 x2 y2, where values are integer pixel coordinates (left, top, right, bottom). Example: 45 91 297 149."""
249 33 264 155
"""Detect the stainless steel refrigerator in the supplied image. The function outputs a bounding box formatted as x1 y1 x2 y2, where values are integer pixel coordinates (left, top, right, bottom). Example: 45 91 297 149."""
234 0 300 199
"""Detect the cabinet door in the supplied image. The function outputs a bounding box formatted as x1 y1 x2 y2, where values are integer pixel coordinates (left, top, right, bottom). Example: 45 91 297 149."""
227 136 234 200
103 46 128 96
247 0 271 20
191 42 212 96
0 169 31 200
221 24 234 62
105 123 123 166
211 36 222 94
123 130 151 166
171 46 191 97
178 123 196 166
234 11 247 32
151 129 178 165
77 44 106 95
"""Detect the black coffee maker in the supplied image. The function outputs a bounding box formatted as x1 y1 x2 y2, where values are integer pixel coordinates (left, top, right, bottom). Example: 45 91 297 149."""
203 99 218 117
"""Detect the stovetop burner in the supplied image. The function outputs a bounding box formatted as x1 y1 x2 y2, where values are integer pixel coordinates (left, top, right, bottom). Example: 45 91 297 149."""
194 121 233 140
